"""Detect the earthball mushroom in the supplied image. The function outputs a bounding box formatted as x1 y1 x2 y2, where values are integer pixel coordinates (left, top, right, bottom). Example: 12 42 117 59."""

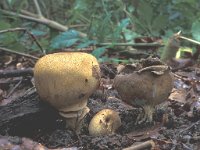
114 65 174 124
34 52 100 131
89 109 121 136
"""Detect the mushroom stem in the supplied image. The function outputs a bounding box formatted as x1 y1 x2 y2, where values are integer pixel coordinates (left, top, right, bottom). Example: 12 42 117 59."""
143 105 154 123
59 106 90 132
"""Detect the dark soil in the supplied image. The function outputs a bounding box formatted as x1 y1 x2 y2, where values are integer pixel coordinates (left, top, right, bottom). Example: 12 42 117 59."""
0 53 200 149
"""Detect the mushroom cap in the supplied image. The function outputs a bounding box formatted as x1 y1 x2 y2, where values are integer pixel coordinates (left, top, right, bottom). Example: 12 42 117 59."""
113 70 173 107
34 52 100 112
89 109 121 136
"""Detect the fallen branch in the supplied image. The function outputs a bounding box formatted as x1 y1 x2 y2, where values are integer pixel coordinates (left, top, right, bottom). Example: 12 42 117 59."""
0 89 61 135
0 9 87 38
98 42 164 47
123 140 155 150
20 9 39 18
0 68 33 78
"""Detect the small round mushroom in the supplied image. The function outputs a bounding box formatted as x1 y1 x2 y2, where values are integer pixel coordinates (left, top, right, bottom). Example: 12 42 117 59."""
34 52 100 131
89 109 121 136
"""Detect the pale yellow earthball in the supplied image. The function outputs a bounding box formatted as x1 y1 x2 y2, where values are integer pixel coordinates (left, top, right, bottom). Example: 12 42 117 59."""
34 52 100 130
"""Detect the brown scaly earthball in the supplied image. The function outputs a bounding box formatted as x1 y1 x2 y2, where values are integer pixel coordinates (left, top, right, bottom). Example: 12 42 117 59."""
34 52 100 132
113 63 174 124
89 109 121 136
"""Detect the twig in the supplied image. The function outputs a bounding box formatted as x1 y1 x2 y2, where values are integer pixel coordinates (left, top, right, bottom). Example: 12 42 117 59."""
0 68 34 78
0 78 22 85
0 9 68 31
0 27 45 54
69 24 88 28
179 36 200 46
0 47 39 60
23 87 36 96
0 9 87 37
163 31 200 46
182 143 192 150
20 10 38 18
178 120 200 136
33 0 43 18
6 78 23 98
123 140 155 150
172 72 187 80
0 27 27 33
192 136 200 141
98 42 164 47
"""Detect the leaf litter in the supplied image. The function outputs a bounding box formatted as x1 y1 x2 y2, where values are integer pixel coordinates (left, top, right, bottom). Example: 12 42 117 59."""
0 52 200 150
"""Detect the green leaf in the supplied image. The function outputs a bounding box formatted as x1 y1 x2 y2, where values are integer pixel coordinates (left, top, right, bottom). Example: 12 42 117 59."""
0 21 11 30
30 29 47 37
7 0 13 4
74 0 88 10
161 29 174 41
6 0 15 5
176 47 193 58
152 15 167 36
50 30 80 49
98 56 109 63
112 18 130 41
92 47 107 58
137 1 153 25
120 18 130 29
9 42 25 52
0 33 18 45
110 58 130 63
191 20 200 41
123 29 139 41
127 6 135 13
77 39 97 48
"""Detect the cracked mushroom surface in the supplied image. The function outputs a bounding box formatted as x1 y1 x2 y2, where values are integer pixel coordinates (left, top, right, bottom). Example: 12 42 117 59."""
114 63 174 124
34 52 100 131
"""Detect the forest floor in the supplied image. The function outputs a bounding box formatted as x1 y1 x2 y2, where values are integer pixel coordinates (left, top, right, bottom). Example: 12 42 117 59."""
0 51 200 150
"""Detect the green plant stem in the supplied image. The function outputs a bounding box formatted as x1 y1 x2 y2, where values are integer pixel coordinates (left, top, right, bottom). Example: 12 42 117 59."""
161 34 180 62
